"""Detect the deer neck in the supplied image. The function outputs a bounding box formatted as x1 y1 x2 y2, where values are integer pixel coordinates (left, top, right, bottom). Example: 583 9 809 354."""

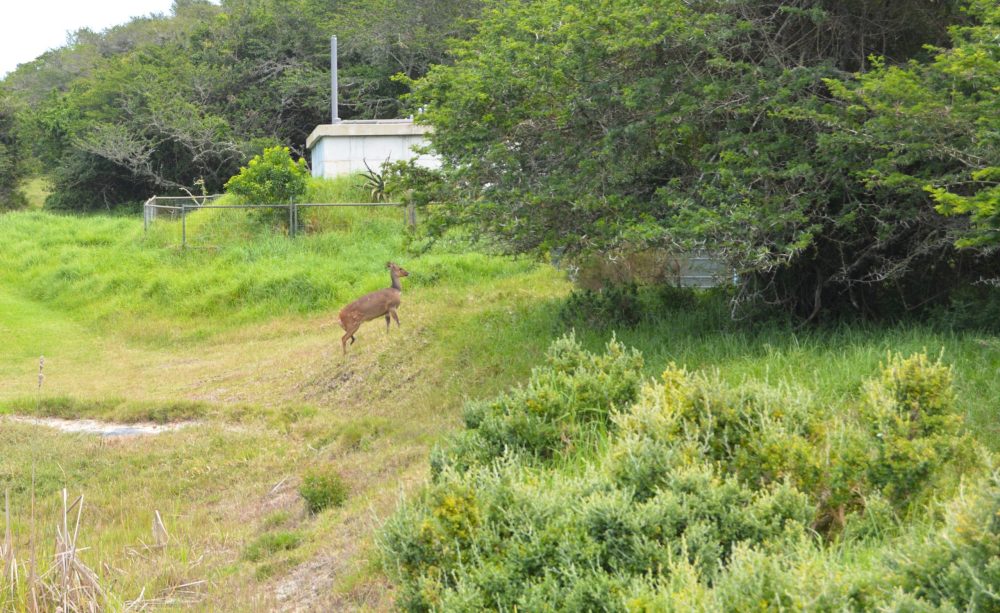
390 271 403 291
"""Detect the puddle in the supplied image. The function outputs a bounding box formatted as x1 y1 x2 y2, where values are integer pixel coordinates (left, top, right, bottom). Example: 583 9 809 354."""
6 416 195 437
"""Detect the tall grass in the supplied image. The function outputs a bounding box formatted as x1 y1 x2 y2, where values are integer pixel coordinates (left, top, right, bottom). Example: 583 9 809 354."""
0 419 304 609
1 489 122 612
558 290 1000 449
0 176 540 345
622 322 1000 449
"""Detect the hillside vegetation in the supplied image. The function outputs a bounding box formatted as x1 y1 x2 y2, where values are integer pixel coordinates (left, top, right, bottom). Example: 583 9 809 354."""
0 181 998 608
2 0 997 324
0 179 532 341
0 180 571 609
0 0 997 609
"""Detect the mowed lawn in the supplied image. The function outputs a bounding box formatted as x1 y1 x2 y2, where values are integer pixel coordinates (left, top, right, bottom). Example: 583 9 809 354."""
0 203 998 610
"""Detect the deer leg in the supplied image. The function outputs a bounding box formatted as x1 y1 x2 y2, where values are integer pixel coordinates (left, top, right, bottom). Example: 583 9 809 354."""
385 313 391 333
342 321 360 355
391 308 400 327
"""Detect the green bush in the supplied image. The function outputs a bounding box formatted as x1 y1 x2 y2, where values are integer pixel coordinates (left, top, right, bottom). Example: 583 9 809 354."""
224 146 308 227
932 283 1000 332
559 283 644 329
611 353 978 533
861 352 969 509
557 283 714 332
382 337 990 611
431 334 643 474
892 471 1000 610
384 455 814 609
298 465 348 514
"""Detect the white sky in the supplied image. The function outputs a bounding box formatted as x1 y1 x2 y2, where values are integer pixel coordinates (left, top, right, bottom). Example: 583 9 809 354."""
0 0 179 77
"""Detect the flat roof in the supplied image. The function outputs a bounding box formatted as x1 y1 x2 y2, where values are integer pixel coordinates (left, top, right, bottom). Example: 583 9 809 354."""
306 120 433 149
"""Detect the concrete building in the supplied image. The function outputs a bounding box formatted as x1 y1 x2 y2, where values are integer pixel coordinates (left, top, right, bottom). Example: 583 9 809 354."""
306 118 438 178
306 37 439 178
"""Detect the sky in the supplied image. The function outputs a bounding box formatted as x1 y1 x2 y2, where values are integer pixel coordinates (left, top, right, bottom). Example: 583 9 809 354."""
0 0 179 77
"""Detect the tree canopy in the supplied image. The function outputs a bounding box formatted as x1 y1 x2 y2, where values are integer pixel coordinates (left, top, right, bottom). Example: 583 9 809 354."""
407 0 999 318
1 0 996 319
0 91 28 211
0 0 481 210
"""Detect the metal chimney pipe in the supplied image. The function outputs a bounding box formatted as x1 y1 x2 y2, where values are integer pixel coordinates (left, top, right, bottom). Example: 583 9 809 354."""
331 35 341 123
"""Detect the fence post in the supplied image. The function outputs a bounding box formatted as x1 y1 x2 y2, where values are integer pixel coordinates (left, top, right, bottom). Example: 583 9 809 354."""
181 204 187 249
406 203 416 228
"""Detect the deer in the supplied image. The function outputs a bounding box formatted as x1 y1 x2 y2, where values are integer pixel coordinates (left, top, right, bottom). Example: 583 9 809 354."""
338 261 410 355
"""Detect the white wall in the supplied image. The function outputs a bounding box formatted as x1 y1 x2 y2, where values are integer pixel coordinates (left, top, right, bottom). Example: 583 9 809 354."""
307 120 440 179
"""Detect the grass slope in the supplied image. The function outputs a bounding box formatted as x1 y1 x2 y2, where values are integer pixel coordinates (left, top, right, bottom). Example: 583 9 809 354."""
0 179 997 609
0 181 571 609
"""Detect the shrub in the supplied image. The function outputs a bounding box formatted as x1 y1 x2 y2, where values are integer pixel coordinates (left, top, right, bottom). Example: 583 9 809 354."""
611 353 979 533
558 283 644 329
932 283 1000 332
891 471 1000 610
224 146 308 227
557 283 715 332
385 453 814 609
431 334 643 474
382 337 991 611
608 365 831 514
861 352 969 510
299 465 348 514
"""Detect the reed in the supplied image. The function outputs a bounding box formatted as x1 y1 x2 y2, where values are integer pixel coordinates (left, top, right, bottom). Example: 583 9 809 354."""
1 488 111 612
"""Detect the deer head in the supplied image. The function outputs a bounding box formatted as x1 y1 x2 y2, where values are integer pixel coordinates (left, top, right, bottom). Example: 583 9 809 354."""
387 261 410 278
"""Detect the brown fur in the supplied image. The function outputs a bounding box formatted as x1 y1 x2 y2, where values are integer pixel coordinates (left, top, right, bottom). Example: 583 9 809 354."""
338 262 410 355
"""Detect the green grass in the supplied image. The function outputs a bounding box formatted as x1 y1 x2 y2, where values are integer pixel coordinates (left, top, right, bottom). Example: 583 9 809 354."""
0 181 539 347
595 319 1000 448
0 180 570 608
244 531 304 562
0 176 998 608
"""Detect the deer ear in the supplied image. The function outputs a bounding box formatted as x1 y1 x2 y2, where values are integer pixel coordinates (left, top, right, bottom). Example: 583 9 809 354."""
386 261 392 269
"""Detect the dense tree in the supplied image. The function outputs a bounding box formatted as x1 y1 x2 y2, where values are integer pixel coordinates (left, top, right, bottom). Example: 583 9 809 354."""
8 4 236 209
333 0 485 117
1 0 485 210
3 0 994 320
835 0 1000 249
407 0 997 319
0 91 28 210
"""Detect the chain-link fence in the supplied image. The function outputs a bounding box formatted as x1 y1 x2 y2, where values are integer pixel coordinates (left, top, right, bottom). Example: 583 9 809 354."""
143 195 414 248
143 196 730 286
